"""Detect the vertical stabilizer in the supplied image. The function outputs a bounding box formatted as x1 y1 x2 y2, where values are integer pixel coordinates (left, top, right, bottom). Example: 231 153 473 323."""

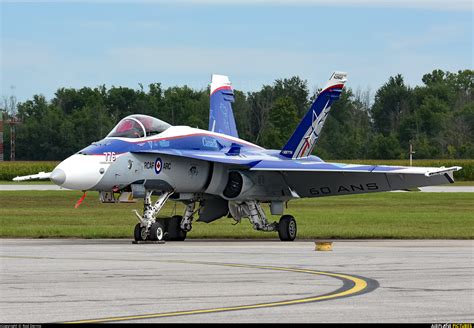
209 74 239 138
280 72 347 159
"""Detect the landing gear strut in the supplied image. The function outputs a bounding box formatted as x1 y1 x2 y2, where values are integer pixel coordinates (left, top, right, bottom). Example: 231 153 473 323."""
133 190 191 242
180 202 195 232
229 201 298 241
133 190 173 242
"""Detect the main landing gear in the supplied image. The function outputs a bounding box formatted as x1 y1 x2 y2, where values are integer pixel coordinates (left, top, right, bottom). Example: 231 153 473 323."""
133 191 191 242
278 215 297 241
132 192 298 242
229 201 298 241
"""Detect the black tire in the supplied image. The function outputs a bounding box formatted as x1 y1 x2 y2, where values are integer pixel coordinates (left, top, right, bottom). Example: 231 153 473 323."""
134 223 143 241
278 215 297 241
167 215 187 241
133 223 142 241
156 218 169 231
149 221 166 241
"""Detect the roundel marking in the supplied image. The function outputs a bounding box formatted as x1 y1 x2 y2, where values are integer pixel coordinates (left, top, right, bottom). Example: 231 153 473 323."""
155 157 162 174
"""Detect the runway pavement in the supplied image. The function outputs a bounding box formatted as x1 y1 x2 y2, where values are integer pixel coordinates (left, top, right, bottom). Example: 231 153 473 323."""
0 239 472 323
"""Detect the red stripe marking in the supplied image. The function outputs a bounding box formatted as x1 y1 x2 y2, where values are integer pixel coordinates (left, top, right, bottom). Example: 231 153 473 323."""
321 83 345 94
300 144 308 157
211 85 233 95
299 139 311 157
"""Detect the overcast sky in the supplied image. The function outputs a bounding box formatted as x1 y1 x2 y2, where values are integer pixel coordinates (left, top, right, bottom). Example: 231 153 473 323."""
1 0 472 102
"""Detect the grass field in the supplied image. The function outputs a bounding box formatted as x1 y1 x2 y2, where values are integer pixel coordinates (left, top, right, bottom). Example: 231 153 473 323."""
0 191 472 239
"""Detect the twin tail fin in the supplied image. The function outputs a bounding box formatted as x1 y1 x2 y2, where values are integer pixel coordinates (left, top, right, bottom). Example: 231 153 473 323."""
280 71 347 159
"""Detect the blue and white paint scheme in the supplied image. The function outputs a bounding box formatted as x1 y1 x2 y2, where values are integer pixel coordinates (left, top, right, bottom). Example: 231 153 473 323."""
209 74 238 138
281 72 347 159
14 72 462 242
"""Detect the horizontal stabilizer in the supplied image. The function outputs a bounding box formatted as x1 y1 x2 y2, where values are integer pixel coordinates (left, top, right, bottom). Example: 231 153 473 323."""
424 166 462 177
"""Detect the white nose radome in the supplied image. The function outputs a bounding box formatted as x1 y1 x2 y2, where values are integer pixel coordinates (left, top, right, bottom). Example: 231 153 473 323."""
50 168 66 186
52 154 105 190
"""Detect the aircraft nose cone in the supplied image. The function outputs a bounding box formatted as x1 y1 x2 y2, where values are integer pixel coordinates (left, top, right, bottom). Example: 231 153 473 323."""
50 168 66 186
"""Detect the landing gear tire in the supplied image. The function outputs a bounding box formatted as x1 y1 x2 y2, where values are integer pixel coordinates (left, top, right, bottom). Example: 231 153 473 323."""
134 223 147 241
278 215 297 241
167 215 187 241
149 221 166 241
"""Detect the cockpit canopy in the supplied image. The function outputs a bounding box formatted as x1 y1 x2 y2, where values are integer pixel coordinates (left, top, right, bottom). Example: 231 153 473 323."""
107 115 171 139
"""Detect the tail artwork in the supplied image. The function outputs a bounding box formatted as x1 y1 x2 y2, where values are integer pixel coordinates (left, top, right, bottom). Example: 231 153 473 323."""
280 71 348 159
209 74 239 138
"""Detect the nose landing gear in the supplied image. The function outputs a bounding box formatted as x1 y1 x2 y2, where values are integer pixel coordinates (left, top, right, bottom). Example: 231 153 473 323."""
132 190 172 242
149 221 166 241
134 223 148 242
132 190 189 243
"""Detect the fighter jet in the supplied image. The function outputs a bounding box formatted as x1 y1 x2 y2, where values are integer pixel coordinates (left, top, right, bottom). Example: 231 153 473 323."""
14 72 461 242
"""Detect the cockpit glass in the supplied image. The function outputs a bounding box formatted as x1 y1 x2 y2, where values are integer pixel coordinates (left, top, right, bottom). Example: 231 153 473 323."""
136 115 172 137
107 115 171 139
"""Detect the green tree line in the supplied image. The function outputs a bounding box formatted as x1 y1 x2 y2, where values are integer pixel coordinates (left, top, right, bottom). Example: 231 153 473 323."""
1 69 472 161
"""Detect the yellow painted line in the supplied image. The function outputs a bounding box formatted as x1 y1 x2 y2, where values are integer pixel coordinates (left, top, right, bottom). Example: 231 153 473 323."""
65 260 369 324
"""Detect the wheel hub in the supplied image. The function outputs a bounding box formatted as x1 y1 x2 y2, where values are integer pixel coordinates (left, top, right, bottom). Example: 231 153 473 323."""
140 228 148 241
289 221 296 237
156 227 163 240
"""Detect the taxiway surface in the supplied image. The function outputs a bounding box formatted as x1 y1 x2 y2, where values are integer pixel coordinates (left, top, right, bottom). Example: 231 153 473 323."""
0 239 472 323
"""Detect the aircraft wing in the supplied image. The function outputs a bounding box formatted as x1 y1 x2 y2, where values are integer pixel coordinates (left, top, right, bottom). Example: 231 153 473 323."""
250 161 461 197
131 148 461 196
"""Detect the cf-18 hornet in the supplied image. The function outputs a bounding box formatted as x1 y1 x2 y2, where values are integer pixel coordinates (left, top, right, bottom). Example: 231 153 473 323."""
15 72 461 241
